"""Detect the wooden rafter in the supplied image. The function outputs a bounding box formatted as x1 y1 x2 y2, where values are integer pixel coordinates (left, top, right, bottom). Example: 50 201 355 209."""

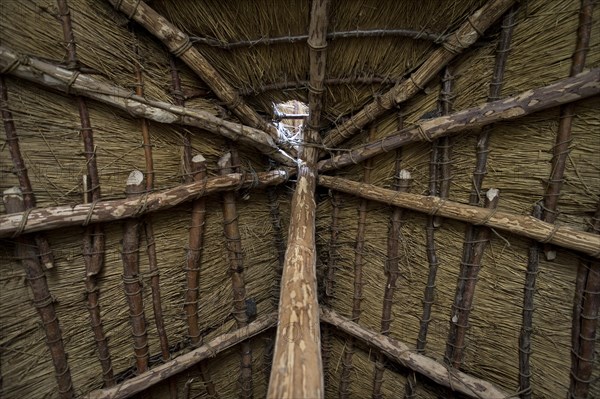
0 170 288 238
106 0 297 158
318 176 600 259
267 1 330 397
0 46 295 167
318 68 600 173
88 313 277 399
322 0 517 149
321 307 514 399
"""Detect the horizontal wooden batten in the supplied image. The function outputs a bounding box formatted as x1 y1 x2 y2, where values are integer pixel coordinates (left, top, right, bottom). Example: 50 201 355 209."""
0 170 288 238
0 46 294 167
88 313 277 399
318 68 600 172
318 176 600 259
321 307 514 399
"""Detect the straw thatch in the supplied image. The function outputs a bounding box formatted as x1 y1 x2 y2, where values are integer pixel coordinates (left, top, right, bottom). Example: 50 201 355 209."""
1 0 599 398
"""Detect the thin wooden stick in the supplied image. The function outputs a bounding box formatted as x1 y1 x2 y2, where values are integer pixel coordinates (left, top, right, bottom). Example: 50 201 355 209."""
191 28 445 50
446 189 499 368
131 48 175 397
240 76 401 96
542 0 595 261
340 125 374 398
122 171 149 374
323 0 516 148
0 76 55 269
374 154 411 399
219 152 253 398
88 313 277 399
569 202 600 398
266 186 286 304
3 188 74 398
168 56 193 182
518 203 542 399
0 46 295 167
0 169 288 238
318 68 600 173
107 0 296 157
321 307 515 399
318 176 600 259
55 1 113 387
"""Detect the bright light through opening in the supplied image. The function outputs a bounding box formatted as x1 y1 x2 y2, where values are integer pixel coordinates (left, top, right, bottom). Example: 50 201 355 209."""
273 100 308 148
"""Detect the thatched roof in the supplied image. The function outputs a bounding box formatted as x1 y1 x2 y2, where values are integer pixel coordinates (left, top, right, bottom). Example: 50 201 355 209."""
0 0 599 398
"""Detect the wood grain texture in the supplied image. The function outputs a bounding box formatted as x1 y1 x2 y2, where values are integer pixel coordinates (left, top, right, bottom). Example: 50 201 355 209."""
321 308 514 399
318 176 600 259
318 68 600 172
0 170 288 238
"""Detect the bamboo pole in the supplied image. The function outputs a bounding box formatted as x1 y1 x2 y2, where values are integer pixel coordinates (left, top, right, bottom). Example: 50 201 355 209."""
542 0 595 261
318 176 600 259
87 313 277 399
446 189 499 368
322 0 516 148
267 1 328 396
0 46 295 167
318 68 600 173
219 152 253 398
0 76 54 269
106 0 297 157
3 188 74 398
321 307 515 399
0 169 288 238
122 171 150 374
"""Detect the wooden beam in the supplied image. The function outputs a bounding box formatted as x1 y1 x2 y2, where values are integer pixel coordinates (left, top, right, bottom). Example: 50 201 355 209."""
322 0 516 148
106 0 296 157
267 2 329 397
87 313 277 399
0 46 294 167
321 307 514 399
0 170 288 238
318 68 600 172
318 176 600 259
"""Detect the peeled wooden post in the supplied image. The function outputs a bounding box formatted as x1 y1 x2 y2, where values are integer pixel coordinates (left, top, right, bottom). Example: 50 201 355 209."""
0 46 294 167
321 308 514 399
446 189 499 368
267 0 328 396
322 0 516 148
106 0 297 158
318 69 600 173
219 152 253 398
122 170 149 374
3 188 74 398
318 176 600 259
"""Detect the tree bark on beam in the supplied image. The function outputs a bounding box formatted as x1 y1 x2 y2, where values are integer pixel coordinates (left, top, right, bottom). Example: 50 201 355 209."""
87 313 277 399
320 307 514 399
318 68 600 172
267 1 329 397
105 0 297 157
0 170 288 238
318 176 600 259
322 0 516 148
0 46 294 167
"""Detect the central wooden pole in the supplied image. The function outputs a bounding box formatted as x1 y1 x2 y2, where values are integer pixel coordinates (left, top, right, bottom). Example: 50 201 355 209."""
267 1 329 397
